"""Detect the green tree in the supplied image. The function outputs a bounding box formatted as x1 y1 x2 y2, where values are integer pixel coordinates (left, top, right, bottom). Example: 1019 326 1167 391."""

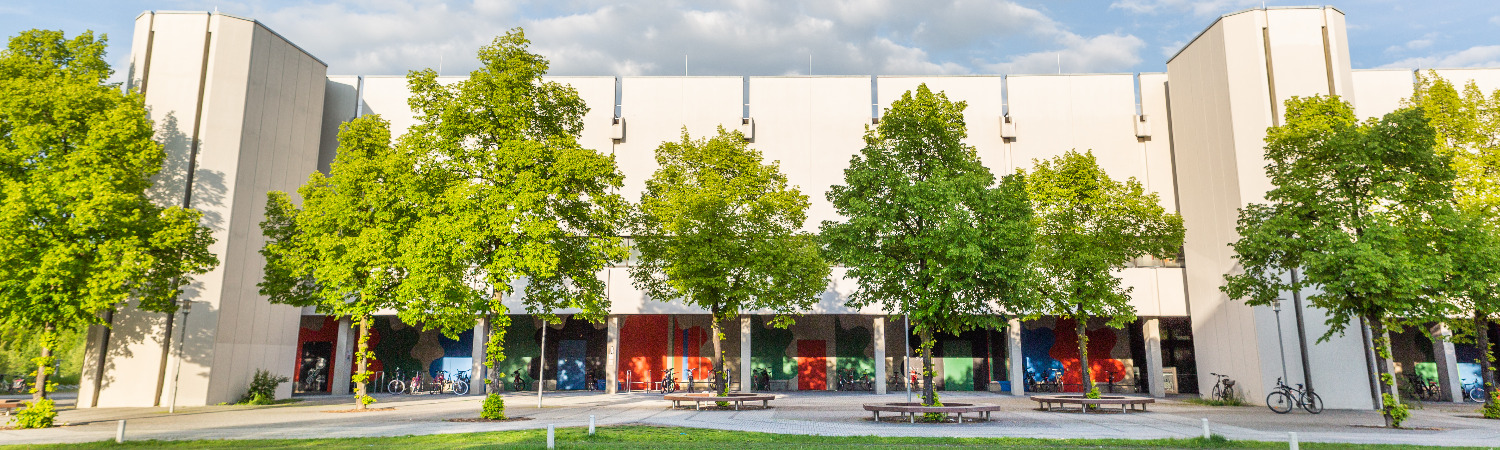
0 30 217 425
397 29 628 418
822 85 1034 407
1223 95 1456 428
631 128 830 395
1410 72 1500 413
1024 150 1184 396
259 115 420 410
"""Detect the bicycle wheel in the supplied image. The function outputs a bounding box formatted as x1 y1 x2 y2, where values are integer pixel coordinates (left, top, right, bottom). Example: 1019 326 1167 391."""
454 380 469 396
1221 385 1236 402
1211 385 1223 401
1302 391 1323 414
387 380 405 395
1469 386 1485 403
1266 391 1293 414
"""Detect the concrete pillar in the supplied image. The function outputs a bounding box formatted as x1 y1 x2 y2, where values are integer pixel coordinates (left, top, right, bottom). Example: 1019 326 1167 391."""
1431 323 1463 403
873 316 886 394
1007 318 1025 395
607 315 621 394
1143 318 1166 398
471 317 488 394
740 316 752 392
331 317 352 395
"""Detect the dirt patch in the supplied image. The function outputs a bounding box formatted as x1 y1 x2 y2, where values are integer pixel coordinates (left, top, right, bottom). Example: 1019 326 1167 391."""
1348 424 1445 431
445 416 534 423
321 407 397 413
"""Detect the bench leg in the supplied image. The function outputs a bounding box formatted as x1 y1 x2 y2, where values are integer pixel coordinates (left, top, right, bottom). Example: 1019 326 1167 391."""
910 412 915 424
957 412 962 424
874 411 879 421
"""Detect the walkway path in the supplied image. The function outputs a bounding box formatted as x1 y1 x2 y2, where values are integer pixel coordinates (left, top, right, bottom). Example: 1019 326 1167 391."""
3 391 1497 446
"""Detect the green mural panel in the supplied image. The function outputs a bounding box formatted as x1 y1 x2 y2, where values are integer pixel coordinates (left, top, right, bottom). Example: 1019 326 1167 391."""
492 316 539 384
751 316 796 380
835 318 873 375
942 339 974 391
373 317 421 377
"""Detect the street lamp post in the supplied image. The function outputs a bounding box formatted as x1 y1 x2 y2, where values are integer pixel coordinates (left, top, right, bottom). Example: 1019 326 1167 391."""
904 314 911 403
1273 299 1289 386
168 299 191 414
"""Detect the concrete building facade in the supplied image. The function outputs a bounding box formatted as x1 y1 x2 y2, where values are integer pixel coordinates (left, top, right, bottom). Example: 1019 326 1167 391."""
81 7 1500 409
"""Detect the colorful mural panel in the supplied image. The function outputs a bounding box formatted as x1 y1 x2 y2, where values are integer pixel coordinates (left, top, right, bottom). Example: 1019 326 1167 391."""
618 314 668 389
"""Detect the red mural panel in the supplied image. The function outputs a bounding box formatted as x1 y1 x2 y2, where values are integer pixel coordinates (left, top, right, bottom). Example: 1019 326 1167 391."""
619 315 669 389
1049 318 1126 392
295 316 339 391
796 340 827 390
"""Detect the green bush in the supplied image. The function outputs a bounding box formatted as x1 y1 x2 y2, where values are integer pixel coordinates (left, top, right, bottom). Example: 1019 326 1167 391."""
1480 391 1500 420
1382 393 1410 428
482 393 506 420
11 398 56 429
237 369 289 405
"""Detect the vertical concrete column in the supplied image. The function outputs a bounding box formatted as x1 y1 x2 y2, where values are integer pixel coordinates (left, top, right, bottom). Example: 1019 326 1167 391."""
1143 318 1166 398
1431 323 1463 403
873 316 887 394
471 317 488 394
740 316 753 392
606 315 621 394
1007 318 1025 395
331 317 353 395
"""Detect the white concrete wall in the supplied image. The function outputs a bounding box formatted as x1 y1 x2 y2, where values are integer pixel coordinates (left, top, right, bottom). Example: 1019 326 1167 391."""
83 11 325 407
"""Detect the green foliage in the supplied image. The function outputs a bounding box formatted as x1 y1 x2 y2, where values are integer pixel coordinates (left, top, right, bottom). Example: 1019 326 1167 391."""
481 393 507 420
1381 393 1410 428
1222 96 1455 428
632 127 830 391
1025 150 1184 390
1482 391 1500 419
0 327 84 385
923 391 945 422
1182 397 1247 407
822 84 1034 406
258 115 419 410
10 398 55 429
237 369 289 405
0 29 218 406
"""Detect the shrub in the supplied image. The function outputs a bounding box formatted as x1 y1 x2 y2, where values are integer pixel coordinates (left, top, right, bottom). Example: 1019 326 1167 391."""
11 398 56 429
237 369 289 405
1382 393 1410 428
481 393 506 420
1481 391 1500 420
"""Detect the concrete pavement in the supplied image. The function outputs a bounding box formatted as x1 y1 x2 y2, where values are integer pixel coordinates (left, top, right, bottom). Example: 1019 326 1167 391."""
3 390 1498 446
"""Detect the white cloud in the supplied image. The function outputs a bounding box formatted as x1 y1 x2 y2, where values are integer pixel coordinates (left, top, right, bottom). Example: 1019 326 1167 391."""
168 0 1143 76
1109 0 1261 16
1380 45 1500 69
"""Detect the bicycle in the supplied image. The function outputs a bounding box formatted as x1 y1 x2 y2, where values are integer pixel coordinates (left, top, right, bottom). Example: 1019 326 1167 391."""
1209 373 1237 402
386 368 409 395
511 369 531 391
450 370 471 395
660 368 677 394
1266 377 1323 414
1462 380 1488 402
754 368 772 391
684 368 698 392
1402 373 1439 402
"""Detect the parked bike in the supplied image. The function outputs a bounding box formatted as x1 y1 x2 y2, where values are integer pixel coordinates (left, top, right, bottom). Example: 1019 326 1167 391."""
753 368 771 391
1210 373 1237 402
1403 373 1440 402
1463 380 1489 402
1266 377 1323 414
386 368 409 395
660 368 677 394
511 369 531 391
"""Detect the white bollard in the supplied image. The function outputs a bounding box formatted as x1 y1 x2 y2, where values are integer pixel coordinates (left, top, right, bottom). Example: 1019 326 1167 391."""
1289 432 1299 450
116 420 126 443
1201 418 1211 439
547 424 555 449
589 414 596 435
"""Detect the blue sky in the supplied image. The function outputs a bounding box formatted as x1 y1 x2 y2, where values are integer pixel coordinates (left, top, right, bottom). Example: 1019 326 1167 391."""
2 1 1497 79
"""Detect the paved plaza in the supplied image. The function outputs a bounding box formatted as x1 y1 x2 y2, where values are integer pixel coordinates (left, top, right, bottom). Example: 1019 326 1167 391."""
3 391 1498 446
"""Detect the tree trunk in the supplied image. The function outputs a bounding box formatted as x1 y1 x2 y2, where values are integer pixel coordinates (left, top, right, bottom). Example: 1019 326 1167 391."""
711 315 726 395
1076 316 1093 394
1369 315 1398 428
355 316 369 410
33 324 54 403
1478 311 1496 407
920 329 936 406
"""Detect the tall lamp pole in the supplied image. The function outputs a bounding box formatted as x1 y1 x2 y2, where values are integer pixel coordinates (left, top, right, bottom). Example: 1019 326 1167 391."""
538 317 548 408
1272 299 1289 386
168 299 191 413
904 314 912 403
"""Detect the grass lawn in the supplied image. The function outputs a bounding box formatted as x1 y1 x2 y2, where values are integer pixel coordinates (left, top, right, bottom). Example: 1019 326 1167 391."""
0 425 1478 449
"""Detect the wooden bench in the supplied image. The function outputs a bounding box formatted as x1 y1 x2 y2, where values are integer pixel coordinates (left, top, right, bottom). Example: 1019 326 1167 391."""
1029 395 1154 413
664 393 777 410
862 402 1002 424
0 399 24 416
